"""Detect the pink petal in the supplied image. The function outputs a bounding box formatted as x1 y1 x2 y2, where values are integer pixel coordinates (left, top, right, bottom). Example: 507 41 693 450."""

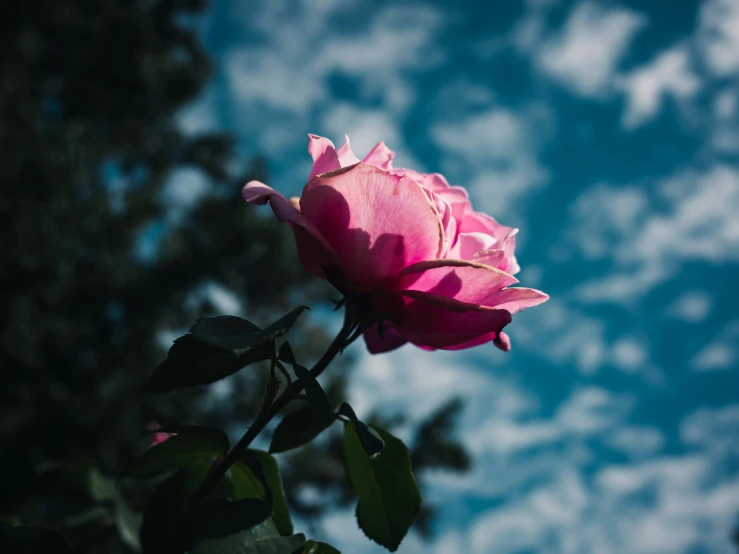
439 331 511 351
395 259 519 308
496 231 520 275
470 248 506 267
308 135 341 179
424 189 456 257
147 422 175 446
395 295 512 348
459 209 514 238
481 287 549 314
336 135 361 167
495 331 512 351
362 141 396 170
447 231 499 260
243 180 338 277
363 321 407 354
300 164 444 289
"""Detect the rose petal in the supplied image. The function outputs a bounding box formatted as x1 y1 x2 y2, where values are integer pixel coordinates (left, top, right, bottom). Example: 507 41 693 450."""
459 209 514 239
395 295 512 348
336 135 361 167
480 287 549 314
424 189 456 257
308 134 341 179
470 248 506 267
395 259 519 308
447 231 499 260
363 321 407 354
362 141 395 170
300 163 444 288
243 180 338 277
438 331 511 351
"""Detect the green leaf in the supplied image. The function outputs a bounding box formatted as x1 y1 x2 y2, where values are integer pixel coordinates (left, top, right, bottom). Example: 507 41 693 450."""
252 451 293 536
303 540 341 553
277 341 297 365
292 365 333 427
343 424 421 552
190 316 262 350
148 308 308 393
148 334 273 393
337 403 384 458
269 407 334 453
231 451 293 537
259 306 310 344
139 464 209 554
0 522 72 553
126 431 227 478
190 502 304 554
88 467 118 501
231 459 265 500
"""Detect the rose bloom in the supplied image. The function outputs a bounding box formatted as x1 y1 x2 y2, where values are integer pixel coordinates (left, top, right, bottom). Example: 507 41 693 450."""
243 135 548 354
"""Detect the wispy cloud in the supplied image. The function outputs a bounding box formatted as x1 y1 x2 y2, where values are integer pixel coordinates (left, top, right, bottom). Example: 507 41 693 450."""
533 2 647 98
618 44 701 129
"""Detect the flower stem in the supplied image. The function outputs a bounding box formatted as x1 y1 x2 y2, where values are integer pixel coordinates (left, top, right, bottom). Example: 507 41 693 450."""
186 316 353 511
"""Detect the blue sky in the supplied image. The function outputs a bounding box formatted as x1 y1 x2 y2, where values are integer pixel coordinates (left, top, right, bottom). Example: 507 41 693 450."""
169 0 739 552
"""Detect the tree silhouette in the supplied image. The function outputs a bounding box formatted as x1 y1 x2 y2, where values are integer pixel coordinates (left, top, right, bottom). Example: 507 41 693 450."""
0 0 470 551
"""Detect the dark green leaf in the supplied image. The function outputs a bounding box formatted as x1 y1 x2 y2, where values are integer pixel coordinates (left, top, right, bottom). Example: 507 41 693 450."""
343 424 421 552
148 334 272 393
212 306 309 354
88 467 117 501
260 306 309 343
269 407 334 453
0 522 72 553
337 403 385 458
292 365 333 427
303 540 341 553
231 460 265 500
126 432 227 478
252 451 293 536
278 342 297 365
148 308 308 393
193 498 271 541
139 464 209 554
191 503 304 554
191 316 262 350
230 451 293 537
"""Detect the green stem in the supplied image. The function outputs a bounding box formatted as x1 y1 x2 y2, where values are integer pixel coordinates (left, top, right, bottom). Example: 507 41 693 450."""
187 316 354 511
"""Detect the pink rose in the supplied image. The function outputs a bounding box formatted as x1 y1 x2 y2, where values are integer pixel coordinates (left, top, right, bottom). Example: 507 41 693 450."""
243 135 548 354
147 421 174 446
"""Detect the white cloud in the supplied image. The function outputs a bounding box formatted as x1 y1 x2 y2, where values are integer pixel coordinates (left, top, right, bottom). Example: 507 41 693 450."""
161 167 211 221
667 291 713 322
690 321 739 372
610 336 648 373
698 0 739 76
568 182 649 260
570 166 739 303
607 426 665 458
432 104 552 218
692 343 736 371
536 2 646 97
225 1 443 156
555 386 633 434
681 403 739 451
176 87 220 136
710 86 739 153
618 44 701 129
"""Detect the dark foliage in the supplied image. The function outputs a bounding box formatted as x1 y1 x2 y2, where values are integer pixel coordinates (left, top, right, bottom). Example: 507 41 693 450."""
0 0 470 551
